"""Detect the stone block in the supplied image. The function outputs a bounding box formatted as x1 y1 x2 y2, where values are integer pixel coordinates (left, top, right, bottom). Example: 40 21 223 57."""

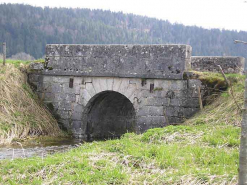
71 111 83 121
165 107 184 117
62 83 76 94
29 62 44 70
139 89 150 98
58 101 72 111
191 56 245 74
52 76 70 83
149 106 164 116
74 77 83 85
144 97 169 106
99 78 108 92
93 78 103 93
85 83 96 97
75 85 81 95
80 89 92 104
137 107 150 116
174 90 188 98
43 92 55 101
57 93 76 102
44 44 191 79
76 95 83 105
150 116 167 126
57 110 70 119
168 116 185 124
136 116 152 132
188 79 201 89
170 80 187 90
181 98 200 108
153 90 163 98
71 120 82 130
43 76 53 83
36 83 44 92
170 99 181 106
58 119 71 130
73 104 84 113
28 74 40 82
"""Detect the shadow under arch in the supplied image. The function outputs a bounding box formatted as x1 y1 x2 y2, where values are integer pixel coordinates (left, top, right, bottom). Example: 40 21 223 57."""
83 90 136 140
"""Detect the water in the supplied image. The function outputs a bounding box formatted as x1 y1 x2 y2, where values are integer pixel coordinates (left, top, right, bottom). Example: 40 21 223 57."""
0 138 83 160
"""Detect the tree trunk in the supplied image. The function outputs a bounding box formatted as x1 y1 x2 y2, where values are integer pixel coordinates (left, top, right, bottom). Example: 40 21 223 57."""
239 78 247 185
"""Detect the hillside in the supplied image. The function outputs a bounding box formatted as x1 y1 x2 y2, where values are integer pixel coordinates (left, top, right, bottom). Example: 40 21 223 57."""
0 3 247 59
0 60 64 144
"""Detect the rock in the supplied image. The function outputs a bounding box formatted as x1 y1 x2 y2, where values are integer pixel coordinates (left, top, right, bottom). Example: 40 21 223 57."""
29 62 44 70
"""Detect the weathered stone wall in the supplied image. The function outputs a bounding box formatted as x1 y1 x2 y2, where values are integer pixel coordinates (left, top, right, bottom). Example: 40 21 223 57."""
45 44 192 79
27 44 206 139
191 56 245 74
28 74 201 138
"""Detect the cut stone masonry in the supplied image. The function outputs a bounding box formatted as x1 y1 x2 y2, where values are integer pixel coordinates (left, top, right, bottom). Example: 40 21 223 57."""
28 44 245 139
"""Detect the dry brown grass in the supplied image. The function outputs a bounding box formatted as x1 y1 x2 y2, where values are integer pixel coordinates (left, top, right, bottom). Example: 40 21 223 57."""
185 73 245 127
0 64 64 144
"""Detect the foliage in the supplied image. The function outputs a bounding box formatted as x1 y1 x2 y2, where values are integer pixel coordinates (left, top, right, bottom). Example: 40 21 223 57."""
0 4 247 59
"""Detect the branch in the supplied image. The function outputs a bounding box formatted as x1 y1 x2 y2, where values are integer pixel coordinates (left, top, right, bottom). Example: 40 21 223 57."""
217 65 242 112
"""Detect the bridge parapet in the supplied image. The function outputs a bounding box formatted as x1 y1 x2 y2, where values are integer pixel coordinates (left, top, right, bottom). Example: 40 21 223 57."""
191 56 245 74
44 44 192 79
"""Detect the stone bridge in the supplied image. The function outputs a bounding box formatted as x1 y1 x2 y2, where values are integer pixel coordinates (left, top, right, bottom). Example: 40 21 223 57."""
28 44 242 139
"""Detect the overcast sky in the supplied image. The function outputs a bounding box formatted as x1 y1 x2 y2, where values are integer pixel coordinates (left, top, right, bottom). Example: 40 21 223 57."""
1 0 247 31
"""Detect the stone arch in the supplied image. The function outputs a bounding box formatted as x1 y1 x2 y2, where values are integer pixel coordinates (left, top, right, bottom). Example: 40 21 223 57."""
81 77 140 108
82 90 136 139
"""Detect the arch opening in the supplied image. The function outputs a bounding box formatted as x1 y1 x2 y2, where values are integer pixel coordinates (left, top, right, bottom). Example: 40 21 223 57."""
84 91 136 140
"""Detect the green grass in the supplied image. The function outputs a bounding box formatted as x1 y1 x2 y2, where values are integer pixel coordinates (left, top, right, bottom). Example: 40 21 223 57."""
0 124 240 184
0 58 44 67
0 59 31 67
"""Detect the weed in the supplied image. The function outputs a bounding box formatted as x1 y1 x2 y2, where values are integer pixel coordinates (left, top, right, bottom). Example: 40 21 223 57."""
154 87 163 91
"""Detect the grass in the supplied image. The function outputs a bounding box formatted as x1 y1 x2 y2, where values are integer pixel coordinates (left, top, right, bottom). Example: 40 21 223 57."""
0 59 44 68
0 59 64 145
185 72 245 126
0 62 243 184
0 124 240 184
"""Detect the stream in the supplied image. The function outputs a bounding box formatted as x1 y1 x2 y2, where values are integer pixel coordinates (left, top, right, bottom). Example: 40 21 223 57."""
0 138 84 160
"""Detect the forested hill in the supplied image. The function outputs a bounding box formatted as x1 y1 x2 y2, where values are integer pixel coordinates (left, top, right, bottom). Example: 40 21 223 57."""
0 3 247 59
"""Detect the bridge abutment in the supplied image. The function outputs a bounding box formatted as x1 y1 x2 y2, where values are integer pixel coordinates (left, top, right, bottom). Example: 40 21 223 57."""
29 74 201 138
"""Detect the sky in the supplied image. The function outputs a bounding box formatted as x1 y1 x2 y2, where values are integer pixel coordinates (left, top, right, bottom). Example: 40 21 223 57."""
1 0 247 31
